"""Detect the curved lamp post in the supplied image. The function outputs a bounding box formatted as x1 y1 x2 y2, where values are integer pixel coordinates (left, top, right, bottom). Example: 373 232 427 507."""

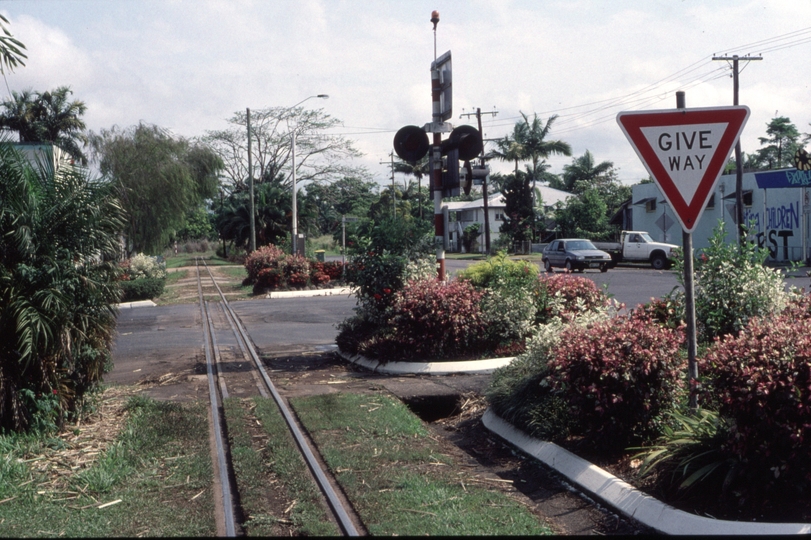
290 94 329 255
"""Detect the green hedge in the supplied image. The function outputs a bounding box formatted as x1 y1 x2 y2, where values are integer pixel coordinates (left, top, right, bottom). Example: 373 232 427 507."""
119 277 166 302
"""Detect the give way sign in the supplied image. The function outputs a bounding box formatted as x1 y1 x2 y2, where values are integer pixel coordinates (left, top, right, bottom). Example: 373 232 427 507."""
617 106 750 232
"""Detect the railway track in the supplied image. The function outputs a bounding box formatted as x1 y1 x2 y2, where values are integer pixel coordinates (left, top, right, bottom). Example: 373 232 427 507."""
194 258 361 536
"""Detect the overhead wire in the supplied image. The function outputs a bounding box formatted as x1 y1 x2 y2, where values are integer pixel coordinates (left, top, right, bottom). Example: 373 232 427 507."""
328 25 811 161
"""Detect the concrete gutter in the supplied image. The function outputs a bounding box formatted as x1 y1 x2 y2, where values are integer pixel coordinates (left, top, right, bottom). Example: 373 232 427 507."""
482 409 811 535
336 350 514 375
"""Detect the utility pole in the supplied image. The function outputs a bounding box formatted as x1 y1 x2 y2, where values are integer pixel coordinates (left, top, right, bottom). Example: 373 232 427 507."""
247 108 256 253
379 152 397 219
712 54 762 245
460 107 498 253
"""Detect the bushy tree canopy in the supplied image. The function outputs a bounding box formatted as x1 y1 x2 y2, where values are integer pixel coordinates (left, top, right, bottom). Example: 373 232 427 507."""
91 123 222 255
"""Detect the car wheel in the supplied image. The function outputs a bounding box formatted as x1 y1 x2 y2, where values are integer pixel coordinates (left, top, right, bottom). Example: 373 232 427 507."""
651 253 667 270
564 260 573 272
544 259 553 273
600 264 609 273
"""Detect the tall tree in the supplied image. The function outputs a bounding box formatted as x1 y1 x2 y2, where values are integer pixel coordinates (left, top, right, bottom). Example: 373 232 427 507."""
0 87 89 164
556 150 615 194
499 172 535 246
0 143 124 431
555 188 611 240
91 123 222 254
756 116 800 170
205 106 364 194
519 112 571 184
301 174 378 236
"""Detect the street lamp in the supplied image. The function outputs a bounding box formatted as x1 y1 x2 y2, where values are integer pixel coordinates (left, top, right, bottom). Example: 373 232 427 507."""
290 94 329 255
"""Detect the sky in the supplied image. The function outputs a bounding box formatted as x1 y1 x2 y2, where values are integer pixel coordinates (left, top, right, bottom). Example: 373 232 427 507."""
1 0 811 190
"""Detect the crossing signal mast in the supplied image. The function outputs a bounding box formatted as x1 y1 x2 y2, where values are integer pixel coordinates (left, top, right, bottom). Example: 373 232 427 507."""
392 10 483 280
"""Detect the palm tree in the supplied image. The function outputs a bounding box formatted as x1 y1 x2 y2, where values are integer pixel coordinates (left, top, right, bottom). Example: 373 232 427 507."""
0 14 26 75
490 120 528 175
559 150 616 193
393 156 429 219
32 87 88 163
490 112 571 244
0 86 88 164
519 112 572 184
0 89 37 141
0 142 124 431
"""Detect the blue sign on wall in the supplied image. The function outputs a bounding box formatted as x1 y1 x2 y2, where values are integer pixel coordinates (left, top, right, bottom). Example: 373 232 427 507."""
755 168 811 189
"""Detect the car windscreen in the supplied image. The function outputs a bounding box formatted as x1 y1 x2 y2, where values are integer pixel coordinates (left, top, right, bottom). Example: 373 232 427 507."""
567 240 596 251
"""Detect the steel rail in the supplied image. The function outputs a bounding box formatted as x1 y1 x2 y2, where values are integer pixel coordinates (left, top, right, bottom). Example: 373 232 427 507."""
196 260 237 536
198 259 359 537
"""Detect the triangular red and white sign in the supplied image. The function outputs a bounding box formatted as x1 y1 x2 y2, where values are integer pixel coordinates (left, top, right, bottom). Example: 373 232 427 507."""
617 106 750 232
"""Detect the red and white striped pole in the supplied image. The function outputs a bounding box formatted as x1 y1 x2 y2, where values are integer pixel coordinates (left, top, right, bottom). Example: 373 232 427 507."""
431 10 445 281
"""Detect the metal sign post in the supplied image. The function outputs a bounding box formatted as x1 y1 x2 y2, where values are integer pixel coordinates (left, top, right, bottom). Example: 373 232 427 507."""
618 94 750 408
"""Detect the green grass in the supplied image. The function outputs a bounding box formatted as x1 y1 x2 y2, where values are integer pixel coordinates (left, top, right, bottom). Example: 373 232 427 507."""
164 250 231 269
224 397 338 536
0 396 215 537
290 393 552 536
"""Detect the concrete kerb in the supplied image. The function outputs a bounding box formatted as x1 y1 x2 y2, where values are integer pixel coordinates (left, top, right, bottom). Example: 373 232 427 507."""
264 287 353 299
481 409 811 536
116 300 157 309
336 350 514 375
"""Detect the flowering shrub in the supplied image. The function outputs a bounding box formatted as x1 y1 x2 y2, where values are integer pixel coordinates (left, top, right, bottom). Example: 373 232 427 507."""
244 245 318 290
309 262 331 285
459 253 539 348
402 255 436 284
702 311 811 489
125 253 166 280
536 273 608 324
548 316 686 448
321 261 345 280
283 254 310 287
119 253 166 300
487 307 613 440
630 289 684 329
382 278 488 359
677 223 797 342
257 267 283 289
244 244 285 283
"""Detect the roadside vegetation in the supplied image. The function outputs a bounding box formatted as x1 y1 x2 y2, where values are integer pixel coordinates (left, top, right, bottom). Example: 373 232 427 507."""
487 223 809 520
337 232 613 362
0 391 215 536
290 392 553 536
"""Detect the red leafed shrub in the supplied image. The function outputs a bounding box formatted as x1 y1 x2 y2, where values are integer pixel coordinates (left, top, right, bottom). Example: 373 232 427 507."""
309 262 331 285
630 293 684 330
385 278 487 359
257 267 282 289
244 244 285 282
536 273 608 323
548 316 686 448
283 254 310 288
321 260 345 280
702 313 811 485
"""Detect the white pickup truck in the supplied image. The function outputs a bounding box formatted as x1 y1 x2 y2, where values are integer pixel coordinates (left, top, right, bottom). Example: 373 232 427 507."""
593 231 680 270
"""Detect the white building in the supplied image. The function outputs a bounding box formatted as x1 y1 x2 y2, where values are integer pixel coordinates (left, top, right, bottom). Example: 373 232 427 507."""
443 185 574 253
631 168 811 262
